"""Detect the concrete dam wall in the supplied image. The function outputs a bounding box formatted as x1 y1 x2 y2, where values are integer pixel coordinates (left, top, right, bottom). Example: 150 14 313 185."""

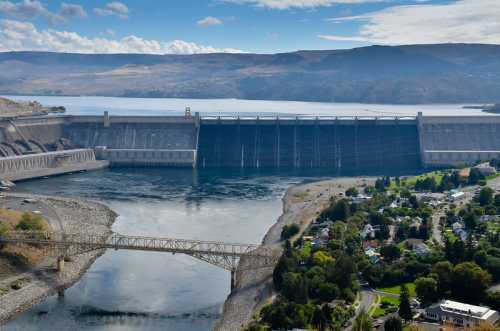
420 115 500 166
2 113 500 173
197 117 421 172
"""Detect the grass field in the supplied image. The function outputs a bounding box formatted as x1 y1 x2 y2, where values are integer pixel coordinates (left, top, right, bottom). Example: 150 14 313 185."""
370 295 400 318
377 282 416 297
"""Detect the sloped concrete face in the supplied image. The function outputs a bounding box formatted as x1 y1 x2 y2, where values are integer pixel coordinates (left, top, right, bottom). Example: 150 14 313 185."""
0 149 108 181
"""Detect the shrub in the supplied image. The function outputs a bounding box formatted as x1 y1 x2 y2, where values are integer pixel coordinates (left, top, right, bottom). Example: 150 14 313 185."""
281 224 300 240
15 213 45 232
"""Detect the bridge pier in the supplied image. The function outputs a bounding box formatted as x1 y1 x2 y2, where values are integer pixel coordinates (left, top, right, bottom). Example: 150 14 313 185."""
57 256 65 272
230 269 236 292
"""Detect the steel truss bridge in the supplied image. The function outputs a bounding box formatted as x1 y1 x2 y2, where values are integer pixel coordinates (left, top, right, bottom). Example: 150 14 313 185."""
0 231 277 289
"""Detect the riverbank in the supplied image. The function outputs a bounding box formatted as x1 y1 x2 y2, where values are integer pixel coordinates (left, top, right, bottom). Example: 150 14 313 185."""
213 177 373 331
0 193 117 322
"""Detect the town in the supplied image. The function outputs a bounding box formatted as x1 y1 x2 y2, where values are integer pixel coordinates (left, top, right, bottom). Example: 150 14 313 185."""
246 162 500 331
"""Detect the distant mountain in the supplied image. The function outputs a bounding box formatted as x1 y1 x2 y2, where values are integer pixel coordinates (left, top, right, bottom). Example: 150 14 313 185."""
1 44 500 104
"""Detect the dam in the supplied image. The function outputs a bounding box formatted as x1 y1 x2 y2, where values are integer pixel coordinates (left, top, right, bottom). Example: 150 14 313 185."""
1 111 500 179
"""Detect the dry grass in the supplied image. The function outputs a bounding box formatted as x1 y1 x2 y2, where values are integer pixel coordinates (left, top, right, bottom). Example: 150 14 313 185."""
0 209 51 273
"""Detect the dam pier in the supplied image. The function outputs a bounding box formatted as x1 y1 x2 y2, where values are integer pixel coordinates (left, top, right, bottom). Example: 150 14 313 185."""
2 111 500 180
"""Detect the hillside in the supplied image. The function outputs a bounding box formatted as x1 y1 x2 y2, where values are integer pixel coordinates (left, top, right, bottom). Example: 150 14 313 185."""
0 97 65 117
1 44 500 104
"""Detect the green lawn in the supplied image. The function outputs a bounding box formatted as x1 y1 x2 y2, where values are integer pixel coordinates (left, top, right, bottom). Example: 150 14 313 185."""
370 296 400 318
377 282 416 297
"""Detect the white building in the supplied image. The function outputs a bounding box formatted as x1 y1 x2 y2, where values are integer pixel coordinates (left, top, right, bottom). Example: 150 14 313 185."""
425 300 499 328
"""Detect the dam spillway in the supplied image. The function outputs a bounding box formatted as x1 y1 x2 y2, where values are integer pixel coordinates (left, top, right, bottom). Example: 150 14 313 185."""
2 112 500 177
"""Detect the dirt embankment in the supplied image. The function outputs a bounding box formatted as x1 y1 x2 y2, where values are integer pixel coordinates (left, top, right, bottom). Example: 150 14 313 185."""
213 177 373 331
0 193 117 322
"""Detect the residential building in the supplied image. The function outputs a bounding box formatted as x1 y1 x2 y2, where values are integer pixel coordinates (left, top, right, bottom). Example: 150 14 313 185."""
425 300 499 328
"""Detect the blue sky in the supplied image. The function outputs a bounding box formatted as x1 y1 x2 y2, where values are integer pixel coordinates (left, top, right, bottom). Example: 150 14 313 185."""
0 0 499 54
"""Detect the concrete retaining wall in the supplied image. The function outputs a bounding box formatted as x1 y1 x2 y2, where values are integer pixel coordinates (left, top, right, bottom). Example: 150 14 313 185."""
95 148 196 167
0 149 108 181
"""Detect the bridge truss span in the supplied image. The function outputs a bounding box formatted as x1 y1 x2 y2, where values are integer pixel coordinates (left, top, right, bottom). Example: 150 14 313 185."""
0 231 276 273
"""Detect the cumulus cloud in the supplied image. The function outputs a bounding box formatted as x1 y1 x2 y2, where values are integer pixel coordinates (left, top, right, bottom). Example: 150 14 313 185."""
0 0 87 24
59 3 87 18
94 1 129 19
0 19 244 54
323 0 500 44
197 16 222 27
222 0 384 10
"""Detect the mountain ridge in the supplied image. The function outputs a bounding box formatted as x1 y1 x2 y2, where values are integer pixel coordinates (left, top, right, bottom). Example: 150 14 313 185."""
1 43 500 104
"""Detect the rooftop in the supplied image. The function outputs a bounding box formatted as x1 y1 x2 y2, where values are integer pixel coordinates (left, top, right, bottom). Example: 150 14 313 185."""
440 300 495 319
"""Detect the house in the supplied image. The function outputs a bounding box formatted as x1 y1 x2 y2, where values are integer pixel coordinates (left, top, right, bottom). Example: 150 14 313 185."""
364 248 381 264
361 224 376 239
480 215 499 222
449 190 465 201
425 300 499 328
456 229 468 242
389 201 399 209
473 163 497 177
411 217 423 229
413 243 430 256
452 222 464 233
319 227 330 240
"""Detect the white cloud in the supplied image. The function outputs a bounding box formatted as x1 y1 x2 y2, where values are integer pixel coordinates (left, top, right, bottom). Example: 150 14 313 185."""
197 16 222 27
0 19 244 54
94 1 129 19
324 0 500 44
0 0 63 24
60 3 87 18
222 0 384 10
0 1 87 24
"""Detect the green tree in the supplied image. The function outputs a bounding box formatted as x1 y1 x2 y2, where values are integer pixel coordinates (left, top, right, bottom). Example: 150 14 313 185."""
451 262 492 303
312 306 328 331
478 187 494 206
384 316 403 331
352 310 372 331
346 187 359 197
398 284 413 322
281 224 300 240
432 261 453 296
380 245 401 262
415 277 438 306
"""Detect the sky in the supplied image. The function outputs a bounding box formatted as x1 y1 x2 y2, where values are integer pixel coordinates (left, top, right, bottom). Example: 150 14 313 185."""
0 0 499 54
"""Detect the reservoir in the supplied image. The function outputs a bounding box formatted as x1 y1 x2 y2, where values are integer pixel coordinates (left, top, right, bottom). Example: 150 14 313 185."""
0 96 460 330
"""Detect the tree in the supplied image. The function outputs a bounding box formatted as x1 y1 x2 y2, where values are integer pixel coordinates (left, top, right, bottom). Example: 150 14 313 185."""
384 316 403 331
312 306 328 331
432 261 453 296
398 284 413 322
478 187 494 206
281 224 300 240
415 277 438 306
380 245 401 262
346 187 359 197
451 262 492 303
353 310 372 331
469 168 485 185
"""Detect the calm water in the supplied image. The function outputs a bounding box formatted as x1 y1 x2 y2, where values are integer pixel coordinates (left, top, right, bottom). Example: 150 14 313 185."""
1 95 491 117
3 168 332 331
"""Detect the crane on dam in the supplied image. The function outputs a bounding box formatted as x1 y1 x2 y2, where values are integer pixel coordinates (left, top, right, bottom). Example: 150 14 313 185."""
0 230 277 290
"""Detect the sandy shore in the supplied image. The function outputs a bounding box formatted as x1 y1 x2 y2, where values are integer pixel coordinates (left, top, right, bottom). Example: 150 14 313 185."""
213 177 373 331
0 193 117 322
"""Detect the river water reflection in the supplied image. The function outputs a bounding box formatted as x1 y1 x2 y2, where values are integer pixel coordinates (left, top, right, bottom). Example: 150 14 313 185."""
4 168 338 331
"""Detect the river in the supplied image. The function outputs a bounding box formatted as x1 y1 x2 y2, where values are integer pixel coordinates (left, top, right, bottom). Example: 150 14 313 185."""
0 96 439 331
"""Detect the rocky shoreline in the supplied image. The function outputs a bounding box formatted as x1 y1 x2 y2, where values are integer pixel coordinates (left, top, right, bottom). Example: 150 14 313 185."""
0 193 117 322
213 177 373 331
